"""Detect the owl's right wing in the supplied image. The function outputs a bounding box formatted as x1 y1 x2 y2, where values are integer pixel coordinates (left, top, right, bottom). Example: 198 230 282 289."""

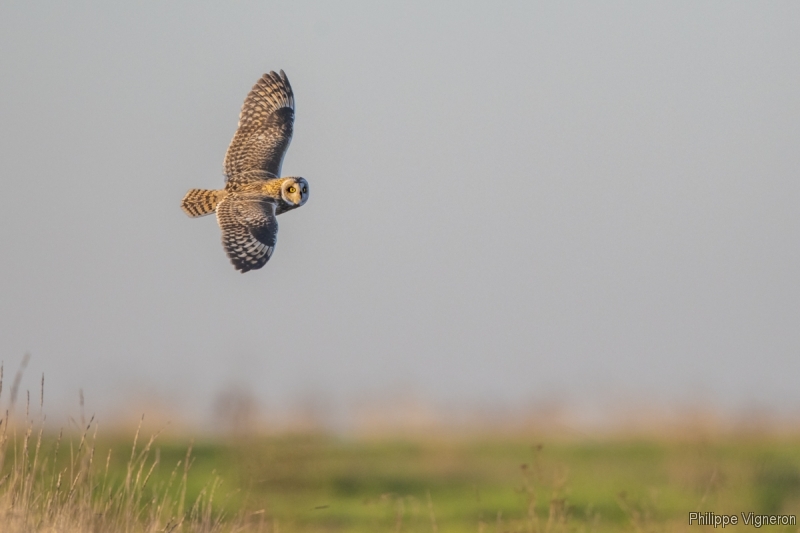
217 196 279 273
223 70 295 179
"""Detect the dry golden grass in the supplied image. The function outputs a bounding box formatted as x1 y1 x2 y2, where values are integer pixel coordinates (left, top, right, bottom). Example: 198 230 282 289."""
0 361 261 533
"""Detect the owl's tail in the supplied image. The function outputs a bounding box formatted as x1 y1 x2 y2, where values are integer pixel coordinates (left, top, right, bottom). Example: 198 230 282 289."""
181 189 226 218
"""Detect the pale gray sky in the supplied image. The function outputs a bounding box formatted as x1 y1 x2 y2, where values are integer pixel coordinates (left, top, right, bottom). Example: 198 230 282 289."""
1 2 798 425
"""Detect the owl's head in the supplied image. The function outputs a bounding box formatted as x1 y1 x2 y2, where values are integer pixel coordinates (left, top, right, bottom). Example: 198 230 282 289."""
280 177 309 208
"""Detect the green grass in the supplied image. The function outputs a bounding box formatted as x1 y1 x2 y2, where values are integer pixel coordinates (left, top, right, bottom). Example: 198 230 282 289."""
2 369 800 533
58 431 800 532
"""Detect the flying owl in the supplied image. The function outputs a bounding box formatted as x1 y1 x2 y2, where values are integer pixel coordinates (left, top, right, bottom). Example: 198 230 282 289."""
181 70 309 272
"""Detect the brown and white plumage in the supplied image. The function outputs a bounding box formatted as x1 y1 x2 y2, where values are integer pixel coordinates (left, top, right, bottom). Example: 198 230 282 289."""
223 70 295 179
180 70 308 273
217 190 278 273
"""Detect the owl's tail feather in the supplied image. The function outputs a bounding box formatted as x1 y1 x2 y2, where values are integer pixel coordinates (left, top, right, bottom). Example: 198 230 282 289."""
181 189 226 218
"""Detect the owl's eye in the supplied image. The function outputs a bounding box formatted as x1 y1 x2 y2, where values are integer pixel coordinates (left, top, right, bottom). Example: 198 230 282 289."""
288 186 297 193
301 186 307 194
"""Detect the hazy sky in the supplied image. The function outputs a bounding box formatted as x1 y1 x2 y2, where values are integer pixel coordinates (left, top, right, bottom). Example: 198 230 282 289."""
1 2 798 425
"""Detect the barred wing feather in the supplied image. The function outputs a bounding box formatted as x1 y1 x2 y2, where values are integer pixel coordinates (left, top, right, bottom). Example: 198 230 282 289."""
223 70 295 179
217 196 278 273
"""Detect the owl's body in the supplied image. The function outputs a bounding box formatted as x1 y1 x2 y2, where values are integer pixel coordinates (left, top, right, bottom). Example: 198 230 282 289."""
181 70 309 272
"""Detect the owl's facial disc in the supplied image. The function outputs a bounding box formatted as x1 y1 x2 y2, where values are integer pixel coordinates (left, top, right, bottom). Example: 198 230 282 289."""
281 177 309 207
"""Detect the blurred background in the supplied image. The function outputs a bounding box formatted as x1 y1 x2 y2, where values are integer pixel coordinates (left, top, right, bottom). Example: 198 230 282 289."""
1 1 798 435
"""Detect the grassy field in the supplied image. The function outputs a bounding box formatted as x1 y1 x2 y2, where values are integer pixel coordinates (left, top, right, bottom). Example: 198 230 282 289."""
4 414 800 532
0 362 797 532
174 432 800 532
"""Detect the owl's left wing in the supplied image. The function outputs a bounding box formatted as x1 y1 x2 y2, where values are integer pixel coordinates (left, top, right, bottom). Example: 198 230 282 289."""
217 196 279 273
223 70 295 179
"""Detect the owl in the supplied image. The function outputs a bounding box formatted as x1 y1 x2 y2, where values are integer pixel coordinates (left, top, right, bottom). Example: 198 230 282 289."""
181 70 309 272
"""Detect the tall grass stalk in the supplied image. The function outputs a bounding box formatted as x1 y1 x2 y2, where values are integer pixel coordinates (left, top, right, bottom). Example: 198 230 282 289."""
0 364 235 533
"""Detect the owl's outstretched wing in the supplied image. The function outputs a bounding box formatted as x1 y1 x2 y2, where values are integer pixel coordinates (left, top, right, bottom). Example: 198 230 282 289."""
224 70 295 179
217 196 278 273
